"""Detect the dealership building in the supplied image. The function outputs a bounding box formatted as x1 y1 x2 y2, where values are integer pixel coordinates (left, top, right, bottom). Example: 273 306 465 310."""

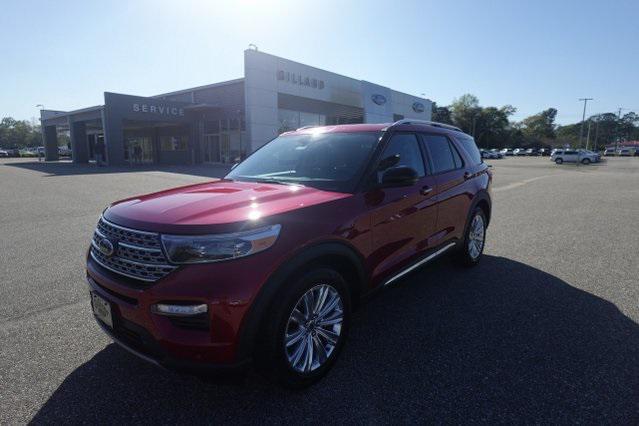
40 49 432 166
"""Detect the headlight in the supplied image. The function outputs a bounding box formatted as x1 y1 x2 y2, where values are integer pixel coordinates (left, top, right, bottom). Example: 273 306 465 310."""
161 224 281 264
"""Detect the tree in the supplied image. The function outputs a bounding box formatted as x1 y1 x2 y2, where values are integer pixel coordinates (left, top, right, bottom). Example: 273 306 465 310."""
619 112 639 141
521 108 557 143
474 105 516 148
430 102 453 124
556 111 637 149
450 94 481 135
0 117 42 148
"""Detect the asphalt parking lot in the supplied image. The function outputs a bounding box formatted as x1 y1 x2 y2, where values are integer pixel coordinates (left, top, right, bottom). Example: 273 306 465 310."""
1 156 638 424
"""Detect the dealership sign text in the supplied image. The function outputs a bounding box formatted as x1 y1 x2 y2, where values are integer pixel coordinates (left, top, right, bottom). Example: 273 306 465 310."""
133 103 185 117
277 70 325 89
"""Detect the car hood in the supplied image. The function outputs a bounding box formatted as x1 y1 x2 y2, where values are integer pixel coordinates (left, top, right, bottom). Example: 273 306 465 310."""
104 179 351 233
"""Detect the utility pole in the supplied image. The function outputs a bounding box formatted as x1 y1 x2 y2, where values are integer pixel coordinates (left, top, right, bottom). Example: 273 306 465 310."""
578 98 593 149
615 107 627 152
585 120 592 151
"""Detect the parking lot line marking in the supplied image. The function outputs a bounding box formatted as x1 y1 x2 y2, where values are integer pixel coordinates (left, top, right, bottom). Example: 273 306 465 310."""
493 175 551 192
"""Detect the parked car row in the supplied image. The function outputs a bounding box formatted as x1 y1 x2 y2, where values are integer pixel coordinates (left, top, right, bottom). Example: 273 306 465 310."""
479 148 553 158
0 146 72 158
0 147 24 157
480 149 503 159
604 147 639 156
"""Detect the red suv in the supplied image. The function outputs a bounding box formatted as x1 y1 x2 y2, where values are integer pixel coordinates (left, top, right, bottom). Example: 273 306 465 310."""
87 120 492 387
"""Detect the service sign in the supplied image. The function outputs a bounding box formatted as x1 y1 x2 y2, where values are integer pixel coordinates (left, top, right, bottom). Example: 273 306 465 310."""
132 103 185 117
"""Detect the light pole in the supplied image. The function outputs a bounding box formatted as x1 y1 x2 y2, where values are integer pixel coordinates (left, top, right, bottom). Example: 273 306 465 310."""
615 107 628 152
578 98 593 150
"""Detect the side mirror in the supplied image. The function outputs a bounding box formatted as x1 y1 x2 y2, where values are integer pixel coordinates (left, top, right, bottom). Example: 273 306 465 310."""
377 154 400 171
381 166 418 187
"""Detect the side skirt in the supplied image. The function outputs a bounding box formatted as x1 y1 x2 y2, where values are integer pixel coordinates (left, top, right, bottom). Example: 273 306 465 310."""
383 242 457 287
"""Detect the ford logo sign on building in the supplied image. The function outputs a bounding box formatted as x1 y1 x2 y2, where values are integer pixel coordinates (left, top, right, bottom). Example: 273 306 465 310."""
412 102 425 113
371 94 387 105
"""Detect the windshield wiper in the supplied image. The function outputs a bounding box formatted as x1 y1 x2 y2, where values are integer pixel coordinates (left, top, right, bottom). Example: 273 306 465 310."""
237 176 301 186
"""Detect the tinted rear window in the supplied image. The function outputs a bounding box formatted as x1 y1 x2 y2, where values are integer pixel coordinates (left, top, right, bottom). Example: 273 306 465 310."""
422 134 458 174
456 135 482 165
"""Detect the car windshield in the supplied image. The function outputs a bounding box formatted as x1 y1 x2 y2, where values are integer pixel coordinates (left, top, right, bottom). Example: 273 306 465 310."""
226 131 381 192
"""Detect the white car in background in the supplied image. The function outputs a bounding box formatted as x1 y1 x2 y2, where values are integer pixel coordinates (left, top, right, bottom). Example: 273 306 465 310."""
604 148 616 156
0 149 8 158
58 146 72 157
551 149 599 165
489 149 504 159
513 148 527 156
480 149 502 159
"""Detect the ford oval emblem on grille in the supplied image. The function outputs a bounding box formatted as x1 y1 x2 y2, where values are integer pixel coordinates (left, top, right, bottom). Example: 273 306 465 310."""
412 102 425 113
371 94 387 105
98 238 115 257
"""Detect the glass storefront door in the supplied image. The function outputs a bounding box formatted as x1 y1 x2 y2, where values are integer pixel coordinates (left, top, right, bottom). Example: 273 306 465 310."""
201 115 247 163
124 136 154 164
220 134 231 163
203 135 221 163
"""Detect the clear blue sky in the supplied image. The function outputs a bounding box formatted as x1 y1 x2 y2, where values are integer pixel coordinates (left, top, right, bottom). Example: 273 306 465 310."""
1 0 637 124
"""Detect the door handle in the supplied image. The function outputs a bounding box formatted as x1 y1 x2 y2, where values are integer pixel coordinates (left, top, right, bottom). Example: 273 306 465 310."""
420 185 433 195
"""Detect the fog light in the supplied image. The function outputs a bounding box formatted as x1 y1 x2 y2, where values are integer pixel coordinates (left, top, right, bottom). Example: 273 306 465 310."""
152 303 208 316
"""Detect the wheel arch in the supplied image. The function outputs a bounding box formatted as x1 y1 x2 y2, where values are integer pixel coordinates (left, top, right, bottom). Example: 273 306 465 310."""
235 241 367 361
470 189 492 227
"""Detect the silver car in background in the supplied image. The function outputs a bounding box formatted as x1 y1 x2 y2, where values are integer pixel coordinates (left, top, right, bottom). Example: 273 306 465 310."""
551 149 599 165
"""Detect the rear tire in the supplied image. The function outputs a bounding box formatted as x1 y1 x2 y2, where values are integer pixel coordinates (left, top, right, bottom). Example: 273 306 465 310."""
256 268 351 388
456 208 487 267
555 158 563 164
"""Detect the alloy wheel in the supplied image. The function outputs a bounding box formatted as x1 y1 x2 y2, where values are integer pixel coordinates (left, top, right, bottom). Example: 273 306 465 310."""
468 214 485 260
284 284 344 373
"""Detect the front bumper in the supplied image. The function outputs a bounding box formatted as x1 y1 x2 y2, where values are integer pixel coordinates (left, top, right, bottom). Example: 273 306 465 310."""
86 253 267 373
91 308 250 374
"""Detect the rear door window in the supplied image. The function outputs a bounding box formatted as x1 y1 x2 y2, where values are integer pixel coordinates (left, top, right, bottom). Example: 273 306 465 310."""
421 134 462 174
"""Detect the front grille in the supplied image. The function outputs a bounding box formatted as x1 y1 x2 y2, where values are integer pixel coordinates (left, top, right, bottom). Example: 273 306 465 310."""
97 217 160 249
91 216 176 282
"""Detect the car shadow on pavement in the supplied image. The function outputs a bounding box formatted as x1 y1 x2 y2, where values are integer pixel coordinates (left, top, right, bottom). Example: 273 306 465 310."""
31 255 639 423
4 160 231 179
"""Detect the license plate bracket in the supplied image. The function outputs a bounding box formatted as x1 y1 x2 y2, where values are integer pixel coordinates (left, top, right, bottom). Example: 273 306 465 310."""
91 292 113 329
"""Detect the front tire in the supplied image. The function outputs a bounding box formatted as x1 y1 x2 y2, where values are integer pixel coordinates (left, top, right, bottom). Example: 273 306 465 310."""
581 158 591 164
456 208 487 267
256 268 351 388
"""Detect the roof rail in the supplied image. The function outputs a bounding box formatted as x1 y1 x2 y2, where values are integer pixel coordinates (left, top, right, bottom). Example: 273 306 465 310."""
389 119 463 132
296 125 317 131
